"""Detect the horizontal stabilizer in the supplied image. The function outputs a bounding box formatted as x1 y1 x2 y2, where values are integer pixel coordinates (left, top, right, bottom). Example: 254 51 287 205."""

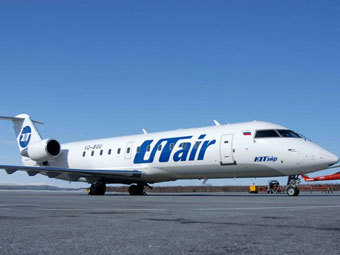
0 116 44 125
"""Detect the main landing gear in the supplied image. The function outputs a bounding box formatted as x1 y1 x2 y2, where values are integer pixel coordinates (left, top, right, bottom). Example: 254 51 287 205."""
287 175 300 197
87 182 151 196
128 183 151 196
88 181 106 195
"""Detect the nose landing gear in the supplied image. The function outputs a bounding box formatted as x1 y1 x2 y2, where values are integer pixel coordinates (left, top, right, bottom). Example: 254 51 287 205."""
287 175 300 196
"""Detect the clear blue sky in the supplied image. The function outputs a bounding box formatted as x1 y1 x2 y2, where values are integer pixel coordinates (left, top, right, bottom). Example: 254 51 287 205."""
0 1 339 187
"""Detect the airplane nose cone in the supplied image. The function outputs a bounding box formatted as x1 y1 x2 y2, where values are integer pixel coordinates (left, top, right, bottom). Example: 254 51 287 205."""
324 152 339 166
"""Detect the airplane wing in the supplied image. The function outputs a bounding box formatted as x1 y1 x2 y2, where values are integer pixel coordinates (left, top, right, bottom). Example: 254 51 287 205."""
300 174 316 182
0 164 142 184
328 165 340 169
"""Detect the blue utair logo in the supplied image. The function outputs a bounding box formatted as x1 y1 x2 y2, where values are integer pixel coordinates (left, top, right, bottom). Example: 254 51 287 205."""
134 134 216 164
254 156 278 162
19 126 32 148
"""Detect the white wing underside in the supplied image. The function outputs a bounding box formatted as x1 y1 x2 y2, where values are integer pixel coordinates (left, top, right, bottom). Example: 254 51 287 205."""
0 164 142 184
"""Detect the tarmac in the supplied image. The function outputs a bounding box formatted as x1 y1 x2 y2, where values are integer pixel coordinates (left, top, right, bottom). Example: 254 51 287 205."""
0 190 340 255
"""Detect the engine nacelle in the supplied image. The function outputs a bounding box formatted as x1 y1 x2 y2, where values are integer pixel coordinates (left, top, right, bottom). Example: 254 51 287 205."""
21 139 61 162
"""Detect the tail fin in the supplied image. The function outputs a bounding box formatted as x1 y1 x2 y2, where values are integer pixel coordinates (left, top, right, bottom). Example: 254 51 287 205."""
0 114 43 152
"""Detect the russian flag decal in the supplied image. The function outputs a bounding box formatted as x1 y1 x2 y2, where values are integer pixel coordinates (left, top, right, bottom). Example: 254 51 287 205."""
243 132 252 136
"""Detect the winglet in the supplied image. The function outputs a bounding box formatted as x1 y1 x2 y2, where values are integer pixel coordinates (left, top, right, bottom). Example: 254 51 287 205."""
213 120 221 126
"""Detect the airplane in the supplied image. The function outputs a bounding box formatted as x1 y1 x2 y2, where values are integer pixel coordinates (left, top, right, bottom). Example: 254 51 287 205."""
301 172 340 182
0 114 338 196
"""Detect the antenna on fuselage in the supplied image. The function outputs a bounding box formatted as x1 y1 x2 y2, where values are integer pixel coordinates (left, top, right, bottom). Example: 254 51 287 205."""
213 120 221 126
142 129 147 134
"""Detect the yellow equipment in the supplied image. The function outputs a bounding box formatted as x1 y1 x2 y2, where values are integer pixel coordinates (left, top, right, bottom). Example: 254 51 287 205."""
249 185 258 193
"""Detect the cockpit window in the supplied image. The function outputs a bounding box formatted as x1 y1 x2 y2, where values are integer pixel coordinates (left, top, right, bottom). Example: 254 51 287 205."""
277 129 301 138
255 130 280 138
255 129 303 139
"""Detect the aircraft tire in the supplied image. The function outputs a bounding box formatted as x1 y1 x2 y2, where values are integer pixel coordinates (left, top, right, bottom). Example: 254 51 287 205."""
129 184 145 195
88 183 106 195
287 186 299 197
295 189 300 196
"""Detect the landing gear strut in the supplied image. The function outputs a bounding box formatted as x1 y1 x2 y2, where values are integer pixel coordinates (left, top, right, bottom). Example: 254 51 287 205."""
88 181 106 195
287 175 300 197
128 183 149 196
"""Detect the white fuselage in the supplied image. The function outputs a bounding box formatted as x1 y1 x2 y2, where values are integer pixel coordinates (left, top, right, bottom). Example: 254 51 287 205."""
31 121 338 184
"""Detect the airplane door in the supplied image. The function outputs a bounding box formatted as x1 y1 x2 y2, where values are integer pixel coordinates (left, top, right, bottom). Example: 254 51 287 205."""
125 141 134 159
220 134 235 165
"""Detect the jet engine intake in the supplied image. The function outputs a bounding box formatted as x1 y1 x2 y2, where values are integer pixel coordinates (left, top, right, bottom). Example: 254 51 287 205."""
21 139 61 162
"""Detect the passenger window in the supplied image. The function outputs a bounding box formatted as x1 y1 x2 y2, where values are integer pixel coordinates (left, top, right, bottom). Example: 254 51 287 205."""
108 149 111 155
82 151 86 157
170 143 174 150
100 150 103 156
182 143 187 149
255 130 280 138
91 151 94 156
147 145 151 152
127 147 131 154
158 144 162 151
117 148 121 154
137 147 140 153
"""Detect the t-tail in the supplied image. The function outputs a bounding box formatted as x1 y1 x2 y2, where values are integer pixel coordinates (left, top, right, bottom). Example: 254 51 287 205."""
0 114 44 165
